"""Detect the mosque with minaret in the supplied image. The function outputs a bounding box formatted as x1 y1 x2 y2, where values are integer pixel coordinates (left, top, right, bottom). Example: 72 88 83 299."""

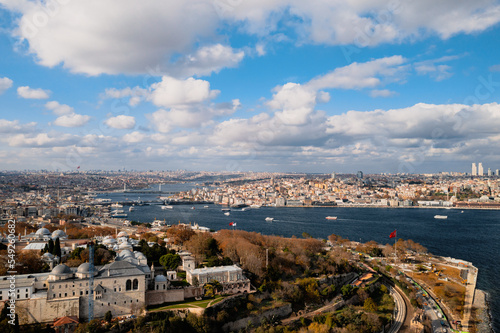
0 227 249 325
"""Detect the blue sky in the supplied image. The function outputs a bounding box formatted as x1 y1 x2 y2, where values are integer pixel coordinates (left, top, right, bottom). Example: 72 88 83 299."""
1 0 500 173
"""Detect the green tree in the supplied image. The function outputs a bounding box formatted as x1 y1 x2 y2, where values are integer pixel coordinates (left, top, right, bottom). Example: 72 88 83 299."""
159 253 181 270
104 310 112 322
54 237 61 258
364 297 377 312
48 239 54 254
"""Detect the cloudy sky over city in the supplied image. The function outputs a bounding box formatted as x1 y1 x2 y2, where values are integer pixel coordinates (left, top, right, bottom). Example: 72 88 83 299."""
1 0 500 173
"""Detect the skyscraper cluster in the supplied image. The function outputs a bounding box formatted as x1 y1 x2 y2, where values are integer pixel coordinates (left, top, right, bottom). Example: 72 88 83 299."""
472 163 499 176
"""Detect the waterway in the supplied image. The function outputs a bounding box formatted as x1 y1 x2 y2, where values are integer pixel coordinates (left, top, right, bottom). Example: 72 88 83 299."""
98 185 499 332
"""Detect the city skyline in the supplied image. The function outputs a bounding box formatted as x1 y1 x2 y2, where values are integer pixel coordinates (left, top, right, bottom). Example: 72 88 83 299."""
1 1 500 173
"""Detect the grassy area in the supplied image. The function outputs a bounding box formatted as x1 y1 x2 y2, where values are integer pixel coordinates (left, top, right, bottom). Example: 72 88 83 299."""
149 295 225 311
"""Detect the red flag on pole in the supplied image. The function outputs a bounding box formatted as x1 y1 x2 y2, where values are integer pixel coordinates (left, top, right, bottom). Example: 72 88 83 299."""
229 222 234 226
389 229 397 238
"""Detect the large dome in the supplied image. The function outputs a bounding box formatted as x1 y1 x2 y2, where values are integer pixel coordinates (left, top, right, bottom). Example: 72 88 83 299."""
77 263 92 273
51 264 72 275
51 230 67 239
117 231 128 238
36 228 51 236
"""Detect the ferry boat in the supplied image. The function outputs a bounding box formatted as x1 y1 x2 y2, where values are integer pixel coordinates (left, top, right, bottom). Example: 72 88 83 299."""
204 205 209 208
265 217 274 222
111 211 128 218
434 215 448 219
250 205 261 209
161 205 173 210
224 212 230 216
325 216 338 220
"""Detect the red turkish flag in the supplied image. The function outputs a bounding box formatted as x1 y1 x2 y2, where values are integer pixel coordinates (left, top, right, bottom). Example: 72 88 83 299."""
389 229 397 238
229 222 234 226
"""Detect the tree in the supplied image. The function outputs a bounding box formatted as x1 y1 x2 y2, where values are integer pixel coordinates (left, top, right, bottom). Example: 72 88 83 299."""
54 237 61 258
159 253 181 270
104 310 112 323
364 297 377 312
47 239 54 254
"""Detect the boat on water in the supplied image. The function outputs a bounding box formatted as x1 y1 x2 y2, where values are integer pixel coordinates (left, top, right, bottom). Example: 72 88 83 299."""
325 216 337 220
191 207 196 210
111 212 128 218
204 205 209 208
129 206 135 212
434 215 448 219
224 212 230 216
111 203 123 209
161 205 173 210
221 208 231 212
265 217 274 222
241 207 249 211
250 205 261 209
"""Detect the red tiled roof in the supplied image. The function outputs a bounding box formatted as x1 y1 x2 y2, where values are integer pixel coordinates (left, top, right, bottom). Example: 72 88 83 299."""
53 316 79 326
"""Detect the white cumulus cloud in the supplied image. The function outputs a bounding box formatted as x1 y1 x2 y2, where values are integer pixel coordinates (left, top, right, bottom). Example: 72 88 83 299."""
150 76 219 107
54 113 91 127
17 86 51 99
45 101 74 115
104 115 136 129
0 77 13 94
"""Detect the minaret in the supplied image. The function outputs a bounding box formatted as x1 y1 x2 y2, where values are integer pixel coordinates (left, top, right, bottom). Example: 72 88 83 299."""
151 263 155 279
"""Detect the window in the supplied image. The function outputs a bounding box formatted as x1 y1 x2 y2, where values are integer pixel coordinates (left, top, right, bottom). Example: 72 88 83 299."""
80 291 83 296
52 294 55 298
73 292 75 296
64 293 67 297
25 294 28 298
133 279 138 290
59 285 61 289
25 288 28 292
58 293 61 297
114 288 116 292
126 280 132 291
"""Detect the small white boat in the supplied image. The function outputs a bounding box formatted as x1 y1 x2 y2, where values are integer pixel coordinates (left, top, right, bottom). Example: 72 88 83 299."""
241 207 249 211
204 205 209 208
221 208 230 212
461 211 464 213
250 205 261 209
325 216 337 220
224 212 230 216
265 217 274 222
191 207 196 210
129 206 135 212
434 215 448 219
161 205 173 210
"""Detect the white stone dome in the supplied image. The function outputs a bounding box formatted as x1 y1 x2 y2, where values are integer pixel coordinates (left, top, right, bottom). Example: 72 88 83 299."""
51 230 67 239
36 228 51 236
51 264 72 275
117 231 128 238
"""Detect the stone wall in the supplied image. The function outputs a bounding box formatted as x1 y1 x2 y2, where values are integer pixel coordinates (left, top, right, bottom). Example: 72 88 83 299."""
146 289 185 306
184 286 203 299
222 303 292 333
14 297 80 325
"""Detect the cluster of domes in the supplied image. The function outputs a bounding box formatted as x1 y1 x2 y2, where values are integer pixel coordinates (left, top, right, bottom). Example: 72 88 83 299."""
35 227 67 240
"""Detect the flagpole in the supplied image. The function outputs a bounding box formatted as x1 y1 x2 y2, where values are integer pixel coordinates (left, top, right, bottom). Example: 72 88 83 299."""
394 230 397 262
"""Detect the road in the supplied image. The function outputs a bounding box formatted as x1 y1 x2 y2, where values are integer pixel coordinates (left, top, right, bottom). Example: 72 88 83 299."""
417 290 451 333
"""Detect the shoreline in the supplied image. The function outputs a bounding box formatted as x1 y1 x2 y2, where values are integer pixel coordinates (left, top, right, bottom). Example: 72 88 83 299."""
474 289 495 333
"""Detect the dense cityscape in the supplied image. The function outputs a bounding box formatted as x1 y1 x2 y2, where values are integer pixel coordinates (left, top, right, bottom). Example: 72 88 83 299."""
0 170 495 332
